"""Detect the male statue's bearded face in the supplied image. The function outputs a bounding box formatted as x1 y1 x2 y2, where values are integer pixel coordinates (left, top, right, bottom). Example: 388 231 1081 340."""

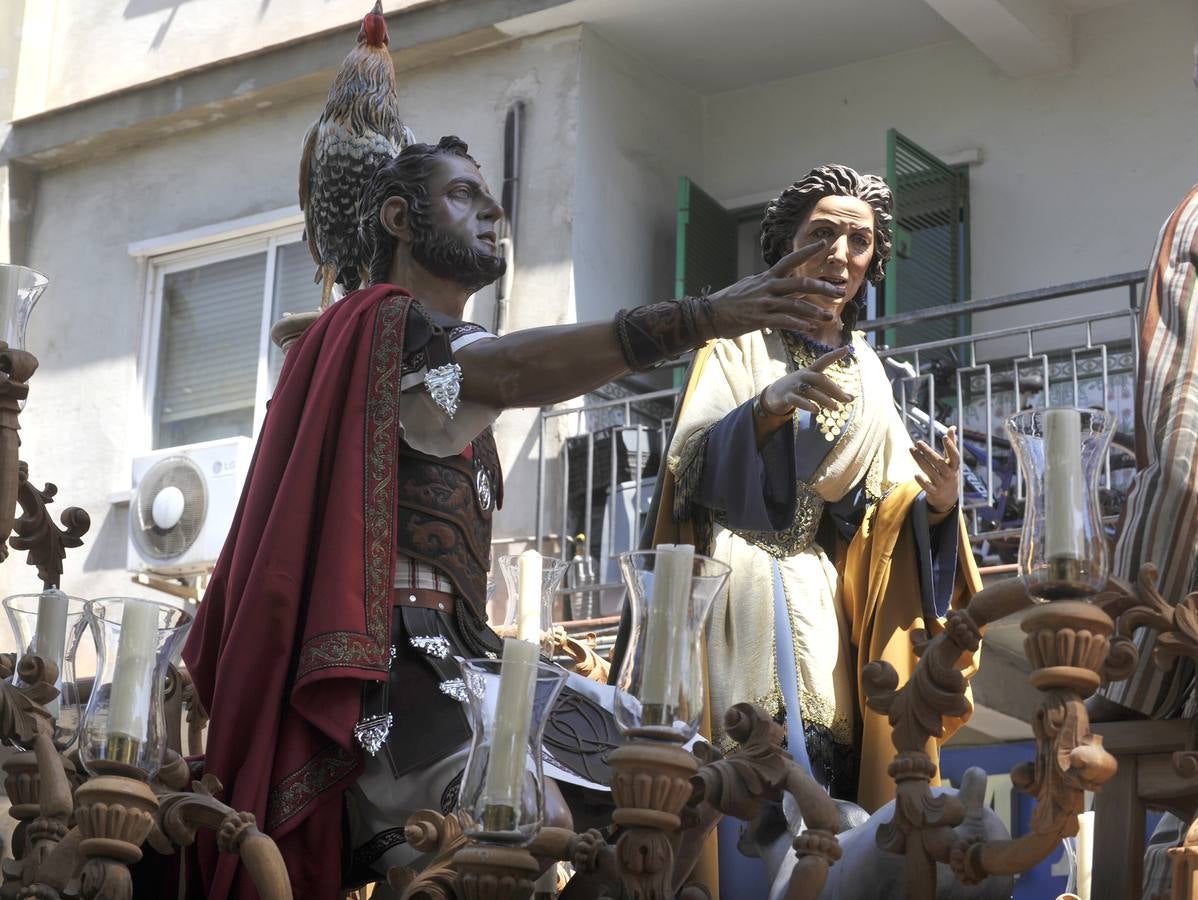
411 154 507 293
410 221 507 294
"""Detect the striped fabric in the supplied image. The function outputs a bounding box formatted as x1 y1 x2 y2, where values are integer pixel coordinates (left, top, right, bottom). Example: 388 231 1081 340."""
1143 813 1182 900
1102 184 1198 717
393 554 455 593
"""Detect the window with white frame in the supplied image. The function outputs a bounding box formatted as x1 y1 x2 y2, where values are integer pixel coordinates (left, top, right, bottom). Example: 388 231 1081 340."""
144 224 322 450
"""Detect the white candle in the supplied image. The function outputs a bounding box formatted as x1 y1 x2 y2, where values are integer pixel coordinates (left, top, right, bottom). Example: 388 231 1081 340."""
107 599 159 743
1076 809 1094 899
1043 409 1084 560
639 544 694 711
482 637 539 816
516 550 543 644
34 589 68 718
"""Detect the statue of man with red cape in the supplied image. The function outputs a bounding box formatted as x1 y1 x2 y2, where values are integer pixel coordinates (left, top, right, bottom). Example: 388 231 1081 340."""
182 135 850 899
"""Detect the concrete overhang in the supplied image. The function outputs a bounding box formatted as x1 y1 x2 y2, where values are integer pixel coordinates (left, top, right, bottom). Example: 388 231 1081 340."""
1 0 568 171
498 0 962 94
922 0 1075 77
918 0 1130 78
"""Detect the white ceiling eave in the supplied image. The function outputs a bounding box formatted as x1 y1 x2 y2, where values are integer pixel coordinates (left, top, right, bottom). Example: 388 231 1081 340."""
497 0 1138 93
497 0 962 94
923 0 1074 77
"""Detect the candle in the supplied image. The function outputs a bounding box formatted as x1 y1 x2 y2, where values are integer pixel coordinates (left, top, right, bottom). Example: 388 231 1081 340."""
1043 409 1084 561
34 590 69 718
481 637 539 822
107 599 159 744
516 550 542 644
639 544 694 713
1075 809 1094 899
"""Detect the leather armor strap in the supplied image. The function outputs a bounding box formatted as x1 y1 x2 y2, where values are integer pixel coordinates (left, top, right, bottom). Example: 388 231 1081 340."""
393 588 456 615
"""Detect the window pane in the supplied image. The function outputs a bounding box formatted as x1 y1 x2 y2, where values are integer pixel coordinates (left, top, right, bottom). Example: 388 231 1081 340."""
154 253 266 449
269 241 324 387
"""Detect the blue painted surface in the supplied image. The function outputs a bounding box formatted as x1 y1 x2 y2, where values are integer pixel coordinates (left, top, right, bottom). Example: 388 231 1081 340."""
941 742 1064 899
941 741 1163 899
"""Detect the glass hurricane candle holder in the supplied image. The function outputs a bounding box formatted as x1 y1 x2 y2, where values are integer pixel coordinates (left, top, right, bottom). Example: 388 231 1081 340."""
78 597 192 780
1006 408 1115 601
3 590 90 749
499 552 568 655
457 655 568 845
614 548 730 741
0 264 47 352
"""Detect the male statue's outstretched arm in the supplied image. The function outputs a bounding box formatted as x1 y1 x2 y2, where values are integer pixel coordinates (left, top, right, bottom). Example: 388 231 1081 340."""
456 241 844 410
364 137 844 412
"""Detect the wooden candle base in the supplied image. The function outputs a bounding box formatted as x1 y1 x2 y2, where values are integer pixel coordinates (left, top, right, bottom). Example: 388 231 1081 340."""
453 844 539 900
74 775 159 900
608 738 698 900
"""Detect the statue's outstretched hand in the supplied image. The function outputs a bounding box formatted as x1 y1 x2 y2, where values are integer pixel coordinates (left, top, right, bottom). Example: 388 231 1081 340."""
759 347 854 417
704 240 846 339
911 426 961 513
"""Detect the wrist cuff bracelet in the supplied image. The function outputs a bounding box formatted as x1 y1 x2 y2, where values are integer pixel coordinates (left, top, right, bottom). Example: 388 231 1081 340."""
614 296 718 372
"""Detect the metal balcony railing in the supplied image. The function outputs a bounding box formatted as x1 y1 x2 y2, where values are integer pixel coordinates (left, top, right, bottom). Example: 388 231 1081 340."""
534 270 1147 624
867 270 1146 559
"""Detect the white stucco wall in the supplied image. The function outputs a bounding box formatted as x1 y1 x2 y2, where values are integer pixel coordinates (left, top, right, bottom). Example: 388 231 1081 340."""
571 27 704 323
4 27 582 599
7 0 433 119
701 0 1198 332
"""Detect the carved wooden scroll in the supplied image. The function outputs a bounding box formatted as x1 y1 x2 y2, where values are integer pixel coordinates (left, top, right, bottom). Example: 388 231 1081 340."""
863 576 1135 899
9 463 90 589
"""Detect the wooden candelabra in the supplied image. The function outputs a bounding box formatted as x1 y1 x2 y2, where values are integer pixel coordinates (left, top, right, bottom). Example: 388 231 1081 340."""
0 341 38 560
0 357 293 900
0 652 292 900
395 702 848 900
387 575 1153 900
860 575 1140 899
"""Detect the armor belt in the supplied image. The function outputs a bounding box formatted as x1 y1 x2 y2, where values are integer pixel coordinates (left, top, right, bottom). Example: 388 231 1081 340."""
394 588 456 614
394 428 503 624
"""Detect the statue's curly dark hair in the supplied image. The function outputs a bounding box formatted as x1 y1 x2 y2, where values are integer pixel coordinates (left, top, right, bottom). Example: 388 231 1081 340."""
359 135 477 285
759 165 893 332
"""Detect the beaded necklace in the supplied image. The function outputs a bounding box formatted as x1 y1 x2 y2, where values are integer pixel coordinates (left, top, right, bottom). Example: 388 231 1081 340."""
779 330 860 443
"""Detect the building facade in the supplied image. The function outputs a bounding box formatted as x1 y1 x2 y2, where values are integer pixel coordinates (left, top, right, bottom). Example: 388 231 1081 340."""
0 0 1194 606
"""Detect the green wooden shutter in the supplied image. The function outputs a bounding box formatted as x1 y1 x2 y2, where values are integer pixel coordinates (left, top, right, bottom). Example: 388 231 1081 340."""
674 176 738 300
673 176 738 386
883 128 970 348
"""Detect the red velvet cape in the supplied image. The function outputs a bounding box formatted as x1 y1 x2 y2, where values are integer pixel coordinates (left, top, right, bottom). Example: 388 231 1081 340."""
183 285 413 899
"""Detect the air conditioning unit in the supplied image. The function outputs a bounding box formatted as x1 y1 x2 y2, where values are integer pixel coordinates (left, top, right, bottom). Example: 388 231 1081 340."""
127 437 254 576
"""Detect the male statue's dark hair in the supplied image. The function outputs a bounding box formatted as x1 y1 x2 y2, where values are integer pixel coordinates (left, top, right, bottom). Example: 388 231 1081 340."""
759 165 894 332
359 135 504 291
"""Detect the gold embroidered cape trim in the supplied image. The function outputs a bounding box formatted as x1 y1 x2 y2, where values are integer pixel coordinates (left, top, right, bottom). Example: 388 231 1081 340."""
296 296 409 680
265 741 359 833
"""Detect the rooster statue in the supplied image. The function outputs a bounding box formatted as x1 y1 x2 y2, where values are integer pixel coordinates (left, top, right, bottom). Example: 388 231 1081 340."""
299 0 415 308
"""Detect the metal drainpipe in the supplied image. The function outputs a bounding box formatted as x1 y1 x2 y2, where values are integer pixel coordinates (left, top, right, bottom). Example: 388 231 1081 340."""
494 100 524 335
